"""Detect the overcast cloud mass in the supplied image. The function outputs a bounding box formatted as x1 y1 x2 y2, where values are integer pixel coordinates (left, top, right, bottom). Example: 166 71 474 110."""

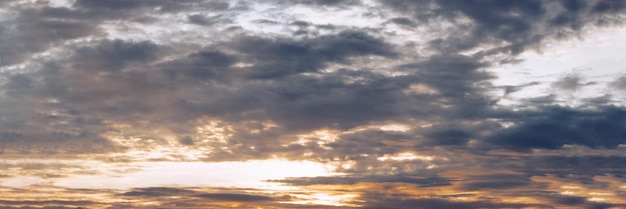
1 0 626 208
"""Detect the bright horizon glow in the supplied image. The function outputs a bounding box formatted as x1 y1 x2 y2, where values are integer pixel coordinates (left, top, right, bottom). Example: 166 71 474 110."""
1 158 339 190
46 159 337 190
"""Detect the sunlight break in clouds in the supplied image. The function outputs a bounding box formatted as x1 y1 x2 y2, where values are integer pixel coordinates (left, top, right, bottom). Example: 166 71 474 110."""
53 160 338 190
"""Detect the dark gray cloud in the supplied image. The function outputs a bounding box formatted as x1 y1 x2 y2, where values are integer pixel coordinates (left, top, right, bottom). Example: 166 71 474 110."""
229 31 397 78
0 200 95 208
161 49 237 79
499 81 541 97
551 74 596 91
1 29 402 154
116 187 345 208
2 0 621 157
3 74 33 92
361 197 535 209
274 0 361 6
489 106 626 151
610 76 626 90
524 155 626 177
73 39 161 72
73 0 230 15
396 54 497 120
0 7 100 66
178 136 195 145
381 0 626 55
552 195 587 205
0 39 167 154
158 30 396 81
423 128 473 146
402 54 490 96
521 94 559 105
0 0 236 68
456 174 533 190
187 14 231 26
122 187 196 197
122 187 287 202
194 193 281 202
271 175 450 187
582 95 614 105
388 17 417 27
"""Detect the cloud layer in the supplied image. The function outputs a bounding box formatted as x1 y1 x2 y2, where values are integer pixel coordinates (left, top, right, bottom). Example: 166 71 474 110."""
1 0 625 208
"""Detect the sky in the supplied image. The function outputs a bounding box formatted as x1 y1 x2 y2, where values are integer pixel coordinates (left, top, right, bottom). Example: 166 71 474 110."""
0 0 626 208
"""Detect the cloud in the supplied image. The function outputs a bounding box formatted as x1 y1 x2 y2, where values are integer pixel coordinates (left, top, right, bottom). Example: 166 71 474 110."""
2 0 621 157
361 197 535 209
73 0 231 15
273 0 362 6
121 187 196 197
521 94 558 105
115 187 325 208
0 200 96 208
161 49 237 79
402 54 490 95
1 0 626 208
524 155 626 177
0 40 167 154
178 136 195 145
122 187 287 202
226 31 397 78
423 128 473 146
610 76 626 90
387 17 417 27
381 0 626 55
456 174 533 190
0 6 100 66
187 14 231 26
551 74 595 91
499 81 541 97
489 106 626 151
72 39 161 72
272 175 450 187
194 193 282 202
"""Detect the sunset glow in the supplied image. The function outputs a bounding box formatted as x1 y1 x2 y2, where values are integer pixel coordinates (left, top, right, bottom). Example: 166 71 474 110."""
1 0 626 208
